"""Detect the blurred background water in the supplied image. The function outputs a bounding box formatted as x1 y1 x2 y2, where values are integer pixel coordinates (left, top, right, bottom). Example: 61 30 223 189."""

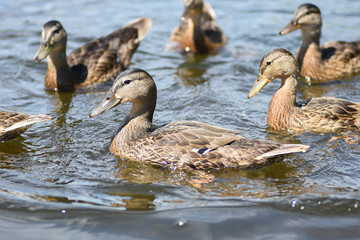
0 0 360 239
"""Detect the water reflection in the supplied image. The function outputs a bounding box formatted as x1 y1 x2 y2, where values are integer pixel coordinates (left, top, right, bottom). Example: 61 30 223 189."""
112 153 315 201
114 160 189 185
176 54 210 86
46 91 74 127
0 137 28 155
297 80 343 99
110 193 155 211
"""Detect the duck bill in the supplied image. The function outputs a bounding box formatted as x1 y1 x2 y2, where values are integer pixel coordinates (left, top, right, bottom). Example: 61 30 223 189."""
34 41 52 62
90 94 122 118
248 75 271 99
279 20 300 35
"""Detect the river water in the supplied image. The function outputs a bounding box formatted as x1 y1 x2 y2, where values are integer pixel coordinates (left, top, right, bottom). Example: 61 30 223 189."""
1 0 360 239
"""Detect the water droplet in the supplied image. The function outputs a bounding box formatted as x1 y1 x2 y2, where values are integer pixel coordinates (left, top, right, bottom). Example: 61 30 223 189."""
177 219 187 227
355 202 358 208
300 206 305 210
291 200 296 207
318 201 321 205
61 209 66 214
185 47 190 52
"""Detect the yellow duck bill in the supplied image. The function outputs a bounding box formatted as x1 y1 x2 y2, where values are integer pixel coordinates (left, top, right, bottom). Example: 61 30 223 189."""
248 75 271 99
90 94 122 118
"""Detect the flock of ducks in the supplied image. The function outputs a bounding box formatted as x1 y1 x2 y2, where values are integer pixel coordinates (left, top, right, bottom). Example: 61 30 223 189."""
1 1 360 171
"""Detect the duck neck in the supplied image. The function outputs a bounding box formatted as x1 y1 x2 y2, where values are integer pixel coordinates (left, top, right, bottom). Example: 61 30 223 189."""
268 73 300 130
189 9 207 53
297 25 321 69
46 46 75 91
112 99 155 147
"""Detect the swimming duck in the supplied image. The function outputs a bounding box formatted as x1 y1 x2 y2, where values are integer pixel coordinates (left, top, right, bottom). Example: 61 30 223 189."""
248 48 360 133
279 3 360 83
34 17 152 91
90 68 309 170
0 111 51 141
169 0 227 54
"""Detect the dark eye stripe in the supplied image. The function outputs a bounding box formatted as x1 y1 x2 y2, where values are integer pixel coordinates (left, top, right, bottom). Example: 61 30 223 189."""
297 8 320 21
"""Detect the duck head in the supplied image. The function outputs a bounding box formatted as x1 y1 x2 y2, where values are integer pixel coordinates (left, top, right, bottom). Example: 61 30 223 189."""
90 68 157 118
34 20 67 62
248 48 299 98
279 3 322 35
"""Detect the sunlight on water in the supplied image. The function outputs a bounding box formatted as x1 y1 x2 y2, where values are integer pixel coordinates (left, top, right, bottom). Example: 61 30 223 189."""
0 0 360 238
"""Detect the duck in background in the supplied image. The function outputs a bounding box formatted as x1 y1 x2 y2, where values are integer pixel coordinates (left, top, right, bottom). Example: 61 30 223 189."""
34 17 152 91
279 3 360 83
0 111 51 141
248 48 360 133
90 68 309 170
169 0 227 54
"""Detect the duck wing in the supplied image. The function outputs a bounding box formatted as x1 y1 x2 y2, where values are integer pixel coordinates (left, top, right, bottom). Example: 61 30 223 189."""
129 121 309 170
303 97 360 130
201 2 227 45
0 111 51 141
320 40 360 77
67 17 152 87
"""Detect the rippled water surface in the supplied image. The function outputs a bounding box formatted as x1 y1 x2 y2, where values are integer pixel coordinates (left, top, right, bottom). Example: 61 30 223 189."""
1 0 360 239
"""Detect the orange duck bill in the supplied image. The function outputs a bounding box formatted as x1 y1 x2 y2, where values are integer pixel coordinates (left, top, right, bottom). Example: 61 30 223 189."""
279 19 300 35
248 75 272 99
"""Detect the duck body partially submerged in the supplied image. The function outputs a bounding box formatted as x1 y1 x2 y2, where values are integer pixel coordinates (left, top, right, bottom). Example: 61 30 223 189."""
90 68 309 170
34 17 152 91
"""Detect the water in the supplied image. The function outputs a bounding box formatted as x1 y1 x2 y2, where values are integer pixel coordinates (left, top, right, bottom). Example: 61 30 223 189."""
1 0 360 239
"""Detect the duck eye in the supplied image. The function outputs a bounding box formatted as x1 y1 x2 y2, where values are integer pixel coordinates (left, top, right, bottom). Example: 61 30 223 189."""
266 61 271 66
124 79 131 85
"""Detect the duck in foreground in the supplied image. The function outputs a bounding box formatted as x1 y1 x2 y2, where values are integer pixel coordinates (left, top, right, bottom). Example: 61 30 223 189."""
0 111 51 141
279 3 360 83
248 48 360 133
34 17 152 91
169 0 227 54
90 68 309 170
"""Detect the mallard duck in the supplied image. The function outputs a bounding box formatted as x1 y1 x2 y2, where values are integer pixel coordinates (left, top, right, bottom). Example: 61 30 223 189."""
90 68 309 170
169 0 227 54
34 17 152 91
279 3 360 83
248 48 360 133
0 111 51 141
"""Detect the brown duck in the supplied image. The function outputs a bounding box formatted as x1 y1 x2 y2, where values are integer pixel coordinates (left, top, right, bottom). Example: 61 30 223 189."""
248 48 360 133
90 68 309 170
279 3 360 83
34 17 152 91
0 111 51 141
169 0 227 54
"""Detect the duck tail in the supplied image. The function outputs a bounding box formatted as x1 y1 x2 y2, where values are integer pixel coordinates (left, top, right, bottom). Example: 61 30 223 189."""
123 17 152 43
4 114 52 132
255 144 310 160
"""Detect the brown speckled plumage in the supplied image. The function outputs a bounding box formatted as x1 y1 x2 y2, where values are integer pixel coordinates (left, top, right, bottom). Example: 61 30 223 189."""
248 48 360 133
279 3 360 83
0 111 51 141
90 68 309 170
169 0 227 54
34 18 152 91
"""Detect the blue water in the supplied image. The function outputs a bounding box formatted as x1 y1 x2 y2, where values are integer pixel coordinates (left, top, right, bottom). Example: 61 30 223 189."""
1 0 360 239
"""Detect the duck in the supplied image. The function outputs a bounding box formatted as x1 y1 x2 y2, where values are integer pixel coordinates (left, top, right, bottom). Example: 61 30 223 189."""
0 111 51 141
169 0 227 54
34 17 152 91
279 3 360 83
90 68 309 170
248 48 360 133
